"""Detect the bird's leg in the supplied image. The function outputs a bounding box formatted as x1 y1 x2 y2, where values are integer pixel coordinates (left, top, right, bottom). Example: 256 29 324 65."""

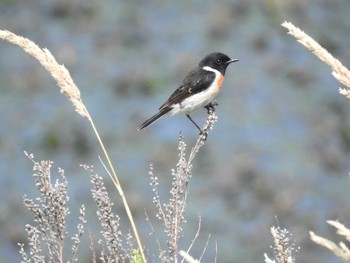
204 100 219 114
186 114 208 140
186 114 201 131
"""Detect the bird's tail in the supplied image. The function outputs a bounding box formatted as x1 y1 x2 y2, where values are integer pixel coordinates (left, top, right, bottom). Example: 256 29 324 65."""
137 107 172 131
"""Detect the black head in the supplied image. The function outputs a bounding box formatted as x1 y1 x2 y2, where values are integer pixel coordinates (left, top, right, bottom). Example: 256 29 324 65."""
199 52 238 75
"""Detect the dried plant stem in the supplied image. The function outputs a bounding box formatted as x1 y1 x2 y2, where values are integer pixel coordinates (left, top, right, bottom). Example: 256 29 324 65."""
327 220 350 243
281 21 350 95
149 111 218 262
282 21 350 263
199 233 211 262
181 216 201 263
0 29 145 262
0 30 89 118
309 220 350 262
186 111 218 171
264 224 298 263
90 118 145 261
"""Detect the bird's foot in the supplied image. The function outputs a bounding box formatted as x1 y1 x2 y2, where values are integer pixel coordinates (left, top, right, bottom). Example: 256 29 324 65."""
199 130 208 141
204 100 219 114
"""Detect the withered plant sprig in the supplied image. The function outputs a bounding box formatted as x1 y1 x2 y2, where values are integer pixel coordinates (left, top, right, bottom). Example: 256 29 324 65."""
282 21 350 263
264 225 298 263
71 206 87 263
282 21 350 95
0 29 145 262
18 152 86 263
149 111 218 262
82 164 129 262
310 220 350 262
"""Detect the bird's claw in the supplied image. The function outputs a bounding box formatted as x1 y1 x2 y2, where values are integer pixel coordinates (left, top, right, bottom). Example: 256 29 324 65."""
199 130 208 141
204 100 219 114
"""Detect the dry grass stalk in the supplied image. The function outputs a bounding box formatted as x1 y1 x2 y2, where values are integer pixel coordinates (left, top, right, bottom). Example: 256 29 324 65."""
281 21 350 97
149 111 217 262
282 21 350 262
181 216 202 263
19 152 86 263
84 164 132 261
327 220 350 243
0 30 89 119
0 29 145 262
264 225 298 263
310 220 350 262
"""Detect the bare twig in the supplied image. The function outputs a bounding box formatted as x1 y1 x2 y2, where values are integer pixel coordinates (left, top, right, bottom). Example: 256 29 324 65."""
199 233 211 262
182 216 202 263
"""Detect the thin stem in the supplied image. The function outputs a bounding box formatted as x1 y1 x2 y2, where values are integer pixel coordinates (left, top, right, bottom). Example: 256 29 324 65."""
0 29 146 262
88 113 146 263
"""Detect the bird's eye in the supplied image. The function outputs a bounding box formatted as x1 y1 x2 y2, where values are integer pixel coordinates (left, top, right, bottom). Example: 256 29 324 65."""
216 58 222 64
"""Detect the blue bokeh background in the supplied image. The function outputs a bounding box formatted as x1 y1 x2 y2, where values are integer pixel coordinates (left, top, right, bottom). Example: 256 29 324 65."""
1 0 350 262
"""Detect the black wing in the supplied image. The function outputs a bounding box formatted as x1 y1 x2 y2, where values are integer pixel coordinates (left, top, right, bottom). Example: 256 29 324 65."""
159 67 216 110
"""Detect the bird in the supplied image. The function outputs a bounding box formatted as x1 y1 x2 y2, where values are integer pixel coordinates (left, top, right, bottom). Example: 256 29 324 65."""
137 52 238 134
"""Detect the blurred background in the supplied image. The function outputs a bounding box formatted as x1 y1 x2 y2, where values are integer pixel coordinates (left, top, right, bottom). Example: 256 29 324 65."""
1 0 350 262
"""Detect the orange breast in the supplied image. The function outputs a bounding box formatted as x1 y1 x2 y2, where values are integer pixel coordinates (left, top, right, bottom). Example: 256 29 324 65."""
216 74 225 89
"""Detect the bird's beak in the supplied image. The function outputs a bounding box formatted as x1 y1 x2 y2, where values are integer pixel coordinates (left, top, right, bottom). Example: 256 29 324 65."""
226 58 239 64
